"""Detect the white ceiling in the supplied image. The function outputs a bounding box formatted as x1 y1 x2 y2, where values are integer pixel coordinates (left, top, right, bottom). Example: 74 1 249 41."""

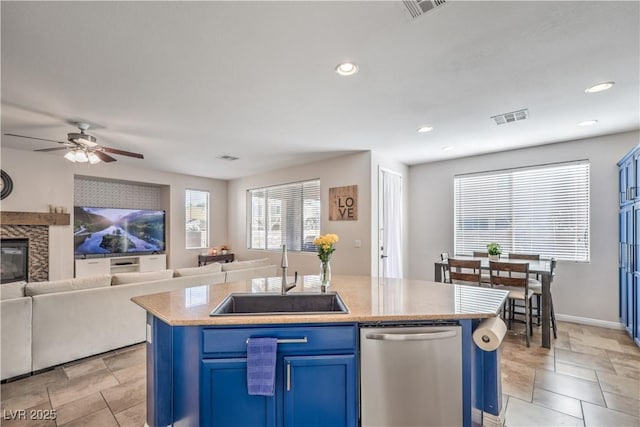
2 1 639 180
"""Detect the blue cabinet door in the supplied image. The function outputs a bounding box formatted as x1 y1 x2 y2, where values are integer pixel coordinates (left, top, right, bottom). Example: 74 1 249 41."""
634 273 640 343
283 355 357 427
201 358 276 427
620 164 627 205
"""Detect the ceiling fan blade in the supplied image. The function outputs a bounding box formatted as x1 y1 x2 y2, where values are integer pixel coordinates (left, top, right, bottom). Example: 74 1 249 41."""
94 150 117 163
102 146 144 159
4 133 66 144
35 147 70 152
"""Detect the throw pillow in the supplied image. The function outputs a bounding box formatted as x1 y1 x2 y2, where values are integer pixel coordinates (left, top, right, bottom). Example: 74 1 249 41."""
111 269 174 285
222 258 271 272
174 262 222 277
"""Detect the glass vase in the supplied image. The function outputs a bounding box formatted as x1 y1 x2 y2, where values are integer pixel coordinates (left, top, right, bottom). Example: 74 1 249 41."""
320 261 332 288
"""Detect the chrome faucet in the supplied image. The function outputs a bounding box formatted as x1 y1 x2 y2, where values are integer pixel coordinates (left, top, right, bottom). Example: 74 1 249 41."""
280 244 297 295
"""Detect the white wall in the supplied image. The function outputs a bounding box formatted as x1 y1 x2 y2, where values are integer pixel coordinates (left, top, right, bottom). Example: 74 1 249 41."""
227 152 373 276
408 130 639 323
0 147 227 279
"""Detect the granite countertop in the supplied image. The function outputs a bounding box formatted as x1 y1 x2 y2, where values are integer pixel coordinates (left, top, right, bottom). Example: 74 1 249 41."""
131 275 509 326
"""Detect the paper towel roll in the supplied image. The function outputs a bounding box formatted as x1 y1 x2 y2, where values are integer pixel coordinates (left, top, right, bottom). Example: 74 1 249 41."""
473 317 507 351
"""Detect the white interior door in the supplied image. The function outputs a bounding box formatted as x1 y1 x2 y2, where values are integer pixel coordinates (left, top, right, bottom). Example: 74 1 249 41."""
379 168 403 278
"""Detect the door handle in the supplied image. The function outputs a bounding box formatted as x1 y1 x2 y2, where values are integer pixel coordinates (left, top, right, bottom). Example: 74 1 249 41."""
365 331 457 341
286 362 291 391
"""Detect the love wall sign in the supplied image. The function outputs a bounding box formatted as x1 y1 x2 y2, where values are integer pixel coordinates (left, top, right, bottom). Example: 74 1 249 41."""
329 185 358 221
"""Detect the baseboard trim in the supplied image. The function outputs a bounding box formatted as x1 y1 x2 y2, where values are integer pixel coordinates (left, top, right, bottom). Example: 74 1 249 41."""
555 314 624 330
482 409 505 427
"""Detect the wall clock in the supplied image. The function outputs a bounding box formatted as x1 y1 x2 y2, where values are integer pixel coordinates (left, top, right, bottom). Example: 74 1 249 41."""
1 169 14 200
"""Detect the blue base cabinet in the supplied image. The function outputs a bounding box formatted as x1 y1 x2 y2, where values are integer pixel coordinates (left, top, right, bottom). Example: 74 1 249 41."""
283 355 356 427
200 325 358 427
201 358 276 427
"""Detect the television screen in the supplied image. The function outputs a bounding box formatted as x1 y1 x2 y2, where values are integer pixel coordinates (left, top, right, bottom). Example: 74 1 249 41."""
74 207 165 255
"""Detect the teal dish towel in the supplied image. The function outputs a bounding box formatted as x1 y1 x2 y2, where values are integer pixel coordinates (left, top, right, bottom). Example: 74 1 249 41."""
247 337 277 396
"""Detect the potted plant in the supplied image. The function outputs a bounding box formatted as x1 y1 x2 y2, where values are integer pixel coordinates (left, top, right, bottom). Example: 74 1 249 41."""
220 245 229 255
486 242 501 260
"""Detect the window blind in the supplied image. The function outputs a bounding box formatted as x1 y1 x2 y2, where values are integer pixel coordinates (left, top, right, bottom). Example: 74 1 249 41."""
248 179 320 252
185 189 209 249
454 161 590 261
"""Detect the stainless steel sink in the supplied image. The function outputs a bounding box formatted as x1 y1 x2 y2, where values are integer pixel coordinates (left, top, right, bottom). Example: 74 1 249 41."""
210 292 350 316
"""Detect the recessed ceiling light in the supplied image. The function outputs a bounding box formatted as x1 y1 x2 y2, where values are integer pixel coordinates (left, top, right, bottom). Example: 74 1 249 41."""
578 120 598 127
417 126 434 133
585 82 615 93
442 146 455 151
335 62 359 76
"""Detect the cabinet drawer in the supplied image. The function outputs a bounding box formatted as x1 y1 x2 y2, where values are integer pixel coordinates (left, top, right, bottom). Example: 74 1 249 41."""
202 325 357 356
75 258 110 277
139 255 166 272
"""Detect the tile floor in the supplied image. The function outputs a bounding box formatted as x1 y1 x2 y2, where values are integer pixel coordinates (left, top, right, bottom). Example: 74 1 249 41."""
1 321 638 426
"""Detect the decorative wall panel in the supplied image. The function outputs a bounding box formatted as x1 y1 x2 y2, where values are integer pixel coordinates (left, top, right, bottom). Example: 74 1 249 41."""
74 177 161 209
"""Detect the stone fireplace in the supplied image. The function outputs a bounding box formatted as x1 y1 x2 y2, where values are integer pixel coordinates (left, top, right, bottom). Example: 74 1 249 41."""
0 225 49 282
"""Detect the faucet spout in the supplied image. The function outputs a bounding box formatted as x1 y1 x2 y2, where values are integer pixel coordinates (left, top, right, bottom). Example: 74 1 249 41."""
280 244 297 294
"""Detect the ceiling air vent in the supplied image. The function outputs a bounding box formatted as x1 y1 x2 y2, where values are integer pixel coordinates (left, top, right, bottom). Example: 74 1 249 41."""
217 155 239 161
401 0 447 20
491 109 529 126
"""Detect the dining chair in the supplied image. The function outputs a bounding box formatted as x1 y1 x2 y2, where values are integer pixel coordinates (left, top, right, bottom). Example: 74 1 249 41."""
508 253 543 324
545 258 558 339
446 258 482 286
440 252 450 282
471 251 491 284
489 260 534 347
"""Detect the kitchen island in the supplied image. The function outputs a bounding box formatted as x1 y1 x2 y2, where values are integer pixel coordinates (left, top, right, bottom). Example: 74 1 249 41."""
132 275 508 427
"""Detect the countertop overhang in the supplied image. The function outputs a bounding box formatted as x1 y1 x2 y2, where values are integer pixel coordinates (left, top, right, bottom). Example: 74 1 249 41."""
132 275 509 326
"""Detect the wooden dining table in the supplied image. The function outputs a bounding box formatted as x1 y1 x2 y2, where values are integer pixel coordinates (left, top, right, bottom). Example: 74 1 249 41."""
434 255 554 349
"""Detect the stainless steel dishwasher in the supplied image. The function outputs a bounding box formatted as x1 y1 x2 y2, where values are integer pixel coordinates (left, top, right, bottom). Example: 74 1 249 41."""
360 324 462 427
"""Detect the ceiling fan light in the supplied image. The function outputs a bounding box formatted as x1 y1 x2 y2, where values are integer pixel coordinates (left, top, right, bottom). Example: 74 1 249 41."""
87 152 101 164
64 151 77 162
74 150 89 162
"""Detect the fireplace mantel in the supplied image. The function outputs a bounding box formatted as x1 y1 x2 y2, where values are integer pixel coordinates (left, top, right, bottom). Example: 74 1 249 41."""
0 211 70 226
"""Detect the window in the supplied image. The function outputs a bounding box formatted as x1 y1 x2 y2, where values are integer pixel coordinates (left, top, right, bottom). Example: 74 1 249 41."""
454 161 590 261
185 189 209 249
248 179 320 252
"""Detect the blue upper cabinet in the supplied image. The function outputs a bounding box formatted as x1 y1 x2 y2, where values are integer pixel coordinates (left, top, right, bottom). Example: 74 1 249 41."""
619 154 635 206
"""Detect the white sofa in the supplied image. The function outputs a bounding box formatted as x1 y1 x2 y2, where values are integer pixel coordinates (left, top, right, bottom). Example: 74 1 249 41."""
1 258 278 380
1 296 32 380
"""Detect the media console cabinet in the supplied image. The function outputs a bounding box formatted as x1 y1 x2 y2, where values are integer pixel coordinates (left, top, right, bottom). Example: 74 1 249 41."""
75 254 167 277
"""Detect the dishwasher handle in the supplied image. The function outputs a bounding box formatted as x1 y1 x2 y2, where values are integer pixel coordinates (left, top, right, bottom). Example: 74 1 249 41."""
365 330 457 342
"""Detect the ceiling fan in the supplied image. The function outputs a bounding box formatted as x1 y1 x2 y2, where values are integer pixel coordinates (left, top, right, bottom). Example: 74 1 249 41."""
4 122 144 164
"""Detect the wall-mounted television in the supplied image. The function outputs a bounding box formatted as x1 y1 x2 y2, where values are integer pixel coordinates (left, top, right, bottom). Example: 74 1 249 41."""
74 206 166 255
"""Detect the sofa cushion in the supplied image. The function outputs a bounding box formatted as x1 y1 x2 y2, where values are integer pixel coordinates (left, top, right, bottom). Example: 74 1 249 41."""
225 264 278 282
221 258 271 272
174 262 222 277
0 281 26 300
25 275 112 296
111 269 174 286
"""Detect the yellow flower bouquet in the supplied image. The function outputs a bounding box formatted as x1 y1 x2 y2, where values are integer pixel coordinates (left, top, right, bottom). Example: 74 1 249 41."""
313 233 339 286
313 233 339 263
